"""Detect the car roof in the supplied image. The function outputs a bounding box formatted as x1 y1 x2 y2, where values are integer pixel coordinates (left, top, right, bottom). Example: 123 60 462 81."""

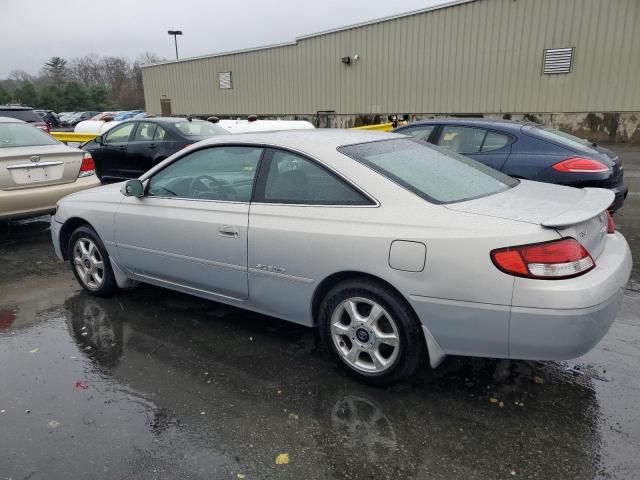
195 128 404 152
399 117 540 131
0 105 34 111
114 117 205 125
0 116 26 123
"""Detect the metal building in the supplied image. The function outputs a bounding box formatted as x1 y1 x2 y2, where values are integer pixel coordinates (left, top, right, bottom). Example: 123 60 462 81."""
142 0 640 141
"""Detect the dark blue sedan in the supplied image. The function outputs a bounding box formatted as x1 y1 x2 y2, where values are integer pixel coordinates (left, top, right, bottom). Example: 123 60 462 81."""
393 119 628 212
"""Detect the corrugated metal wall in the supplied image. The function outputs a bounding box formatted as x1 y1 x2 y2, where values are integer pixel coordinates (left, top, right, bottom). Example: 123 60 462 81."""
142 0 640 116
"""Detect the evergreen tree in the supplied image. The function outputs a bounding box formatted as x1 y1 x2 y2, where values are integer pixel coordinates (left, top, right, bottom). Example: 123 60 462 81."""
0 85 10 105
43 56 68 85
38 85 63 112
60 81 89 110
13 81 38 106
87 85 112 111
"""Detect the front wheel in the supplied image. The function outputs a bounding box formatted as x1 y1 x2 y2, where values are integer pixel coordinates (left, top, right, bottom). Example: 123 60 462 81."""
319 279 426 386
68 226 117 297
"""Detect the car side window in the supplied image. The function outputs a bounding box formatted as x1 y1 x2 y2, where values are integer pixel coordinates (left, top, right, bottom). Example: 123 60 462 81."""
437 126 486 154
147 146 262 202
104 123 135 144
153 125 167 142
256 149 371 205
481 131 510 152
133 122 157 141
398 125 435 141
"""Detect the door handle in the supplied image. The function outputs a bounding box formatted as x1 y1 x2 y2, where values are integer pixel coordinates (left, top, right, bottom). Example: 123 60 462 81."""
118 145 126 151
218 226 239 238
148 144 157 149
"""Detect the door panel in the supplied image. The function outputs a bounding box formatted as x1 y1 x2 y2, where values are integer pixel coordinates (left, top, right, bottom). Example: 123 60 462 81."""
114 145 263 300
98 122 136 181
125 122 158 178
115 197 250 299
248 148 374 324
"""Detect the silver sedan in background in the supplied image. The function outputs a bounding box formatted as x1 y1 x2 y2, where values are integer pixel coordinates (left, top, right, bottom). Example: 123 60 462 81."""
51 130 632 385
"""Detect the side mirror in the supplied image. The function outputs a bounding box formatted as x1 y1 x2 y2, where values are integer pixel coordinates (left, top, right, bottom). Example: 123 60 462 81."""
95 135 103 145
121 179 144 198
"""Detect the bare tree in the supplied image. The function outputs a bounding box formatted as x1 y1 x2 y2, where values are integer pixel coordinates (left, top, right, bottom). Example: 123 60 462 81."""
8 70 35 83
69 55 105 86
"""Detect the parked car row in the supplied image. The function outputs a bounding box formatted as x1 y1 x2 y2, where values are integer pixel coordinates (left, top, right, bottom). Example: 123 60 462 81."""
1 114 632 386
0 107 155 132
42 110 152 130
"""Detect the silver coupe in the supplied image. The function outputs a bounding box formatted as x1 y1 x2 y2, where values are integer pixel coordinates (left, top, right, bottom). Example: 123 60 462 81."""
51 130 632 385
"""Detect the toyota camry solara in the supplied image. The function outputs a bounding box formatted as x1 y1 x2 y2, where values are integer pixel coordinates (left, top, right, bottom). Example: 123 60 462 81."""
51 130 632 385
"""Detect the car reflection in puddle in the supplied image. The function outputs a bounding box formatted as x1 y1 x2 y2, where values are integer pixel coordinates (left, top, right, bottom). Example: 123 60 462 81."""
65 296 123 369
44 288 604 479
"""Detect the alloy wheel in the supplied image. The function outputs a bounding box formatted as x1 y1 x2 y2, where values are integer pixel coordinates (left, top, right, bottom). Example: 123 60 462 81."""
330 297 400 374
73 237 105 290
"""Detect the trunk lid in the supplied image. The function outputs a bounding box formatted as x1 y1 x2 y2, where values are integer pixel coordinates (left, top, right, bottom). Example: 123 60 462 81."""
0 145 84 190
445 180 613 258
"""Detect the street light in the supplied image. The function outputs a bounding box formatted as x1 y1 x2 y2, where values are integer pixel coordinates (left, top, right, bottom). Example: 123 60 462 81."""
168 30 183 60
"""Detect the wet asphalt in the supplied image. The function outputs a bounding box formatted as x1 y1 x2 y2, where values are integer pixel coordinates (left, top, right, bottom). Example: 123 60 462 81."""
0 146 639 480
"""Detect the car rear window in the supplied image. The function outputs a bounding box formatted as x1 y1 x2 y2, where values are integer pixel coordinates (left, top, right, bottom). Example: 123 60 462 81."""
338 138 518 204
174 120 228 137
0 109 42 123
525 125 595 150
0 122 59 148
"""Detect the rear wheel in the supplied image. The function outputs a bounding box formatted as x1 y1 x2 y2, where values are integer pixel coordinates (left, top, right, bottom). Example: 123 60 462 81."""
319 279 425 386
68 226 116 297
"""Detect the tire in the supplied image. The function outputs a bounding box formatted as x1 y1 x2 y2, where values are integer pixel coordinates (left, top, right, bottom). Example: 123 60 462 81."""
319 278 426 386
68 225 117 297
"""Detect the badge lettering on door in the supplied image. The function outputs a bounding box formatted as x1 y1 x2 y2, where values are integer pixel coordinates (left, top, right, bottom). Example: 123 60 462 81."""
255 264 286 274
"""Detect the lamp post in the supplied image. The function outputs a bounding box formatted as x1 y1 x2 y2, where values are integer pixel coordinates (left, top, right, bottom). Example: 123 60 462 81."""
167 30 183 60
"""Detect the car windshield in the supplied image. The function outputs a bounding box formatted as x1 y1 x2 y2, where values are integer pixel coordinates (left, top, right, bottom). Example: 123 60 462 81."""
339 138 518 204
0 122 59 147
527 125 596 150
174 120 229 137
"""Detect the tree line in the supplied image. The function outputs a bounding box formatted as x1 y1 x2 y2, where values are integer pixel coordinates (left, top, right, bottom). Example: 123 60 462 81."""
0 53 164 112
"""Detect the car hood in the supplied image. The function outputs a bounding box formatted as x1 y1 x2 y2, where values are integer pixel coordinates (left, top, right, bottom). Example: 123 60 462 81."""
62 180 123 202
444 180 613 227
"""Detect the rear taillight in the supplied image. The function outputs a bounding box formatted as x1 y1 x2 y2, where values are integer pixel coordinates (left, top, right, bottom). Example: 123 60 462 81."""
491 238 595 279
552 157 609 173
37 124 50 133
78 152 96 178
606 211 615 234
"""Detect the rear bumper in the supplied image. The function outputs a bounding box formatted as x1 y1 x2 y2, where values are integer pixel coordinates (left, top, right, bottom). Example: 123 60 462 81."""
509 286 625 359
609 183 628 212
411 232 632 362
0 175 101 220
509 231 632 359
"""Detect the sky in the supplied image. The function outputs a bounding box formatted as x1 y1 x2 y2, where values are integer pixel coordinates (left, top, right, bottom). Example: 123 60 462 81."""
1 0 446 78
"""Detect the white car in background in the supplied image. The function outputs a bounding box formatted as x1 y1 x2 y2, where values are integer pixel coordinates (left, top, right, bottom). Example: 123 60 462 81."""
214 118 315 133
75 119 122 135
